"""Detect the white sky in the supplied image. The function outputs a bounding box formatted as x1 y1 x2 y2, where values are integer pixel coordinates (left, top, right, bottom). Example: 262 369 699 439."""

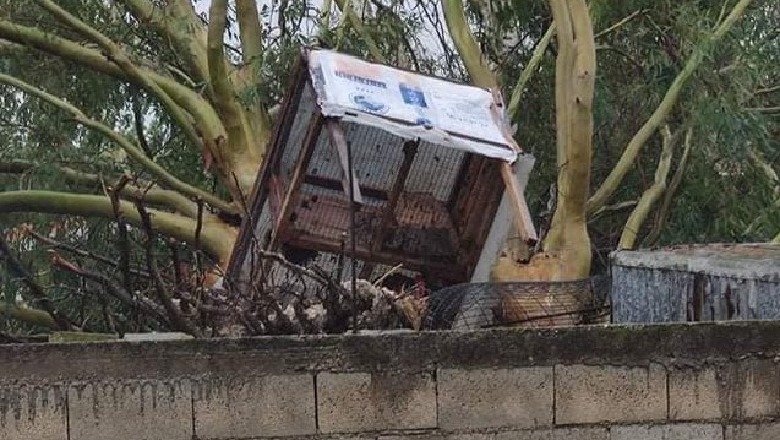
192 0 451 64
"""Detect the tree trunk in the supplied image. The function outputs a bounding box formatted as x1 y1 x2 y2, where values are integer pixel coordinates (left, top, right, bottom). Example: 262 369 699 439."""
491 0 596 282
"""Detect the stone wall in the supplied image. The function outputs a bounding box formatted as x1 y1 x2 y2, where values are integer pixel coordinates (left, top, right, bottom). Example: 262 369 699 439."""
3 322 780 439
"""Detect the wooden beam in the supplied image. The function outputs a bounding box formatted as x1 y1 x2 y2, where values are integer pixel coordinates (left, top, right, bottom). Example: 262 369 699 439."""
325 118 364 204
285 233 466 283
303 174 388 200
269 112 323 249
500 162 538 244
372 139 419 251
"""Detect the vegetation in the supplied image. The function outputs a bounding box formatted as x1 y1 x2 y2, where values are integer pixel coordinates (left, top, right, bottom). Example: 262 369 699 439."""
0 0 777 338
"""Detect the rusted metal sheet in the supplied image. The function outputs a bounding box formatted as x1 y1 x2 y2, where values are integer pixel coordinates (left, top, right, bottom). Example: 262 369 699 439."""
611 244 780 323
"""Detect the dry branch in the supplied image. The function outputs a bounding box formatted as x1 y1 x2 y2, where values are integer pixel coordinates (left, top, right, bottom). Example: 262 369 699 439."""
48 250 168 323
135 202 202 337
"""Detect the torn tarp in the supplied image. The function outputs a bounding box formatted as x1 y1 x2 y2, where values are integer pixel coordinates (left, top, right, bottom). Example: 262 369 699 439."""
307 49 520 163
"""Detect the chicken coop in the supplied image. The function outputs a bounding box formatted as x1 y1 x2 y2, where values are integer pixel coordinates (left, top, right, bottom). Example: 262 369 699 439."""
227 48 537 291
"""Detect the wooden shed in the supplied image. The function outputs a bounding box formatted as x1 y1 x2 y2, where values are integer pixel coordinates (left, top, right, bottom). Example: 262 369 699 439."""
227 48 537 289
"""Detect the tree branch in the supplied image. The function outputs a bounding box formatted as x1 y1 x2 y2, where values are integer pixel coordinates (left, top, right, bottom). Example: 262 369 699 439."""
643 126 693 247
442 0 496 88
507 22 555 120
48 251 168 323
234 0 273 148
235 0 264 65
0 190 236 265
587 0 755 215
0 73 235 213
207 0 262 194
594 9 645 39
619 125 675 250
25 228 151 279
123 0 211 90
0 19 226 154
34 0 204 156
0 303 59 329
542 0 596 279
135 202 202 337
332 0 385 62
0 160 206 218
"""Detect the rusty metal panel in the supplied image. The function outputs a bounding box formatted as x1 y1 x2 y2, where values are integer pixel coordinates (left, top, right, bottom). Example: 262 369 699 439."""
611 244 780 323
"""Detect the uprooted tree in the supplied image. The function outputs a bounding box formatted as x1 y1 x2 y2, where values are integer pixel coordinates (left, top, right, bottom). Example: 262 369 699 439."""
0 0 777 337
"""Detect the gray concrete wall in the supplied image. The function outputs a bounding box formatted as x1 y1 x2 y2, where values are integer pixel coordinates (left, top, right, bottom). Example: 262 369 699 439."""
4 322 780 439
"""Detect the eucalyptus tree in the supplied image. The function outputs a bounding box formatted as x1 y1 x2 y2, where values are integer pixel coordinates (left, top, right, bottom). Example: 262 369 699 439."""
0 0 775 336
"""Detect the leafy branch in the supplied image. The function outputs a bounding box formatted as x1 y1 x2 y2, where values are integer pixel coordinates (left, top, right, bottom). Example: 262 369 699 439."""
0 73 235 213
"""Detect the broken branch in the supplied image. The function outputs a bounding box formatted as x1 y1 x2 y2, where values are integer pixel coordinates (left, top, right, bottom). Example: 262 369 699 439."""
135 202 202 337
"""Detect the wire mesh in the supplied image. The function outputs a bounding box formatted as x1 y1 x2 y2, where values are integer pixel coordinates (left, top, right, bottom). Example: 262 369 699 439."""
226 234 612 335
422 276 612 331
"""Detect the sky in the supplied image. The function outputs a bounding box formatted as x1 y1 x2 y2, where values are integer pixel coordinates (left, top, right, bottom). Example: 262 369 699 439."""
191 0 450 63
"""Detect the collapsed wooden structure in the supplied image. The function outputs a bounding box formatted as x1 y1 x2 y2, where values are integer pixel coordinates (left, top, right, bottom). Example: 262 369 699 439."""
227 48 537 289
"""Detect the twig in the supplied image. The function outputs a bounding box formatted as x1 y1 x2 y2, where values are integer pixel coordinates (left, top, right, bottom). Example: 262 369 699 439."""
135 202 202 337
595 9 645 39
48 250 168 323
589 200 638 220
25 229 151 278
373 263 403 287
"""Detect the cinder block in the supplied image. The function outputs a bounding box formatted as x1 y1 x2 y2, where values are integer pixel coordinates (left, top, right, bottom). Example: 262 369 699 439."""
669 368 721 420
725 423 780 440
194 374 315 438
317 372 436 433
0 384 68 440
438 367 553 430
68 380 192 440
671 360 780 422
495 428 605 440
554 427 609 440
555 364 666 424
447 434 496 440
380 434 494 440
494 428 550 440
610 423 723 440
717 360 780 420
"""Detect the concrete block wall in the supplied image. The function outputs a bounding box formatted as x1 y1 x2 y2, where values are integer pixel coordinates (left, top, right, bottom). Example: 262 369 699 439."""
4 322 780 439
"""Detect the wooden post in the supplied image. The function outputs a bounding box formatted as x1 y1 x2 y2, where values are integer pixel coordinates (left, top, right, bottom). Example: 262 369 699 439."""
500 162 538 244
372 139 419 251
269 112 323 249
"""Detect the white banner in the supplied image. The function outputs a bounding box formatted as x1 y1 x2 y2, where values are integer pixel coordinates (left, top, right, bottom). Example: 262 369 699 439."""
308 49 519 162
